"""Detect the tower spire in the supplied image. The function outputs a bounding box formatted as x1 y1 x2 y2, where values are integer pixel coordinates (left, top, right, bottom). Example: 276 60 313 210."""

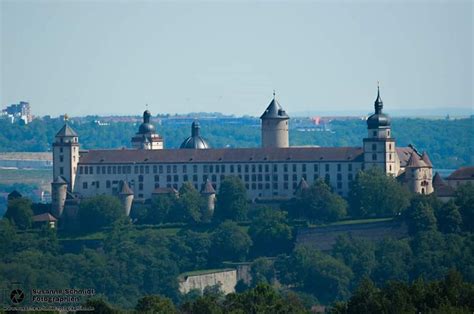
374 81 383 114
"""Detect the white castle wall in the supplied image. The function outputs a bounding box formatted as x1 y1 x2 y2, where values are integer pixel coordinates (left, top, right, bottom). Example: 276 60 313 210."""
179 269 237 295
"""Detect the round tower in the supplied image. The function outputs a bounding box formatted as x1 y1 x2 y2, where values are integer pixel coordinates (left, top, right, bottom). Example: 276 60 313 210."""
260 92 289 148
200 179 216 213
118 180 134 216
51 176 67 218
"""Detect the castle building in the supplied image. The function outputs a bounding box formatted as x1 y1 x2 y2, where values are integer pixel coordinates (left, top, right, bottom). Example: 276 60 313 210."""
51 88 434 218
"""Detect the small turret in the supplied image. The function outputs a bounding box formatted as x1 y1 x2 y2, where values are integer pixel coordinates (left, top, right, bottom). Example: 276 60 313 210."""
131 109 164 150
118 180 134 216
51 176 68 218
200 179 216 213
180 121 211 149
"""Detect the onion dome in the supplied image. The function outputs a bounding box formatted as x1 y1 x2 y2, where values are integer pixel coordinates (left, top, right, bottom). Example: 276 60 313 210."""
260 91 289 120
367 85 391 129
180 121 210 149
138 110 156 134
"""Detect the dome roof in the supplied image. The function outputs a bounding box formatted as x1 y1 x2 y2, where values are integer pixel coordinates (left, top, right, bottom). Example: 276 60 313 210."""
367 86 391 129
180 121 210 149
138 110 156 134
367 113 391 129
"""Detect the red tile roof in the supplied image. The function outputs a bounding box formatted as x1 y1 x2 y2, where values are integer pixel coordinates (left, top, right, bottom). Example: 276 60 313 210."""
447 167 474 181
79 147 365 164
32 213 58 222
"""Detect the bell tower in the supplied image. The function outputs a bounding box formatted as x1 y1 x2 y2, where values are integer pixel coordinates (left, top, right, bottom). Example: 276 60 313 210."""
363 84 398 175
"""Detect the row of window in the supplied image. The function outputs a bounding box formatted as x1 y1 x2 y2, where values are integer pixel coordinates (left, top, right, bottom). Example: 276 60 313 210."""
78 162 357 176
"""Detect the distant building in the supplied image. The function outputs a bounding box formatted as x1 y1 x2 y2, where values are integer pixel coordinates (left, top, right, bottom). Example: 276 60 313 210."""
51 87 434 221
1 101 32 124
446 167 474 188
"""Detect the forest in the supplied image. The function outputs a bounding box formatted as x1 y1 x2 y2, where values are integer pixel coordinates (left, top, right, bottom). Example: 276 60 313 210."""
1 170 473 312
0 116 472 169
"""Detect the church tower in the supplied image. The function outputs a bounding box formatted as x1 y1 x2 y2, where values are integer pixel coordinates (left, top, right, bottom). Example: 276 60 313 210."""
363 85 398 175
131 110 164 150
260 92 289 148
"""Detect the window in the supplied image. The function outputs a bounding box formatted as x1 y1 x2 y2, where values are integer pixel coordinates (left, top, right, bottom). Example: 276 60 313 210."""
348 174 353 181
85 167 89 175
112 166 116 174
258 164 262 172
183 175 188 181
167 175 172 182
174 175 178 182
325 164 330 172
60 147 63 153
230 165 234 173
273 164 277 172
159 165 163 174
106 180 111 188
372 154 377 161
237 165 241 173
314 164 318 172
337 164 341 172
284 164 288 172
389 144 392 150
193 165 198 173
284 182 289 190
389 154 392 160
373 131 377 137
372 144 377 151
348 164 352 171
252 165 256 172
325 174 330 182
221 165 225 172
139 183 143 191
155 183 160 189
60 167 64 175
302 164 306 172
153 165 158 174
154 175 159 182
193 175 198 182
167 165 171 173
210 165 214 173
292 174 297 181
140 165 144 174
145 166 149 174
96 181 100 188
265 165 269 172
139 175 144 182
173 165 177 173
59 155 64 162
245 165 249 172
118 166 122 174
83 182 88 189
292 164 297 172
337 173 342 181
182 165 187 173
134 166 138 174
204 165 209 173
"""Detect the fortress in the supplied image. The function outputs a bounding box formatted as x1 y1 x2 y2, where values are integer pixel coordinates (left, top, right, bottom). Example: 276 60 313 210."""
51 87 434 219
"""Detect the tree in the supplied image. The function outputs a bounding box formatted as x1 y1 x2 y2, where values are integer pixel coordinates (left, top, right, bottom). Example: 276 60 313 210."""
210 221 252 263
406 201 437 235
373 238 412 285
455 183 474 232
214 176 248 222
168 182 202 224
437 200 462 234
249 208 293 256
292 180 347 223
250 258 275 287
332 235 376 286
348 167 410 218
276 246 353 303
78 195 126 232
135 295 176 313
148 193 177 224
4 197 33 229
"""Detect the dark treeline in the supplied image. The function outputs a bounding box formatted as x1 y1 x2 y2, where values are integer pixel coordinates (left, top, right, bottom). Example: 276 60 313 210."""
0 117 472 168
1 170 473 311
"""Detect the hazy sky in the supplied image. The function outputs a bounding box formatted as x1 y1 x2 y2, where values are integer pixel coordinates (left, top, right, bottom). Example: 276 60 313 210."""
1 0 472 117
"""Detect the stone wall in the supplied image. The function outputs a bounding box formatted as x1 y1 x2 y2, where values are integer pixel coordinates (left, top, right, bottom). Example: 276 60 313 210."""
297 220 408 251
179 269 237 295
